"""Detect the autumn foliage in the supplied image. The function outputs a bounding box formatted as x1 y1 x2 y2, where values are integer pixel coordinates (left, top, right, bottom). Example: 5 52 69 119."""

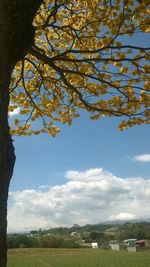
9 0 150 136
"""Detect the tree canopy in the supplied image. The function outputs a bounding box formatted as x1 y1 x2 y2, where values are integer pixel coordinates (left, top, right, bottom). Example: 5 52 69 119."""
9 0 150 137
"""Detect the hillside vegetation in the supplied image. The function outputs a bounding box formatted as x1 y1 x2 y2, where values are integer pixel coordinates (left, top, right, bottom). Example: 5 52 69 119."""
7 222 150 249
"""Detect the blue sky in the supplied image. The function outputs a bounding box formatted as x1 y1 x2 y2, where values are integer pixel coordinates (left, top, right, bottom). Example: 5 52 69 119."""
11 114 150 191
8 112 150 232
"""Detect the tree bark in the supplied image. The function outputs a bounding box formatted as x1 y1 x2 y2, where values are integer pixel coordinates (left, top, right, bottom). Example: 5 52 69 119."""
0 1 43 266
0 131 16 267
0 62 16 267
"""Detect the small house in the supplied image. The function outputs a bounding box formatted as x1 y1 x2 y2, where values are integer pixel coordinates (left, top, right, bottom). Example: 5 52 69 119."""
92 242 98 249
127 239 150 252
123 239 137 247
135 240 145 247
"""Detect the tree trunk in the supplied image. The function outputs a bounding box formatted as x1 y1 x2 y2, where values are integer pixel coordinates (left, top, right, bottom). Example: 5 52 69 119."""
0 136 16 267
0 1 43 266
0 63 16 267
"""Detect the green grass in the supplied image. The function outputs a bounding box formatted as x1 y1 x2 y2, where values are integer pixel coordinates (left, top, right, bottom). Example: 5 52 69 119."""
8 248 150 267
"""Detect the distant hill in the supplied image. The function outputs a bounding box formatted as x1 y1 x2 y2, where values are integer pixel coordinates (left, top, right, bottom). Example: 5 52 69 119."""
27 220 150 242
7 221 150 249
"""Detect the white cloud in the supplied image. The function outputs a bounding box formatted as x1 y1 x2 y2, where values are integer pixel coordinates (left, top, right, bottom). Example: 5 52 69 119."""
8 168 150 232
133 154 150 163
109 212 136 221
9 107 20 117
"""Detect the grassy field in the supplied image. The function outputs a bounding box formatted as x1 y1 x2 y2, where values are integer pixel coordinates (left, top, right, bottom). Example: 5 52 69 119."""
8 248 150 267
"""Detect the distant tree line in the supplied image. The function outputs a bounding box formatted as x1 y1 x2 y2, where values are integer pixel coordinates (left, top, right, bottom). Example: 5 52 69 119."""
7 234 81 249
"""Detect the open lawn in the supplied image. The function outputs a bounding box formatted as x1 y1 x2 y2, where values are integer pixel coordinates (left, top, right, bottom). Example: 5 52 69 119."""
8 248 150 267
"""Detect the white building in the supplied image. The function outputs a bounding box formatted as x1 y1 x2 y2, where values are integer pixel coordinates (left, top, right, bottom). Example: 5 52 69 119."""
92 242 98 249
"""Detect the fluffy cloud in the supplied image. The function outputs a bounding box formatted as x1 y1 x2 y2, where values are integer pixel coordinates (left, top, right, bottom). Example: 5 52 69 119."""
9 107 20 117
133 154 150 162
109 212 136 221
8 168 150 232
